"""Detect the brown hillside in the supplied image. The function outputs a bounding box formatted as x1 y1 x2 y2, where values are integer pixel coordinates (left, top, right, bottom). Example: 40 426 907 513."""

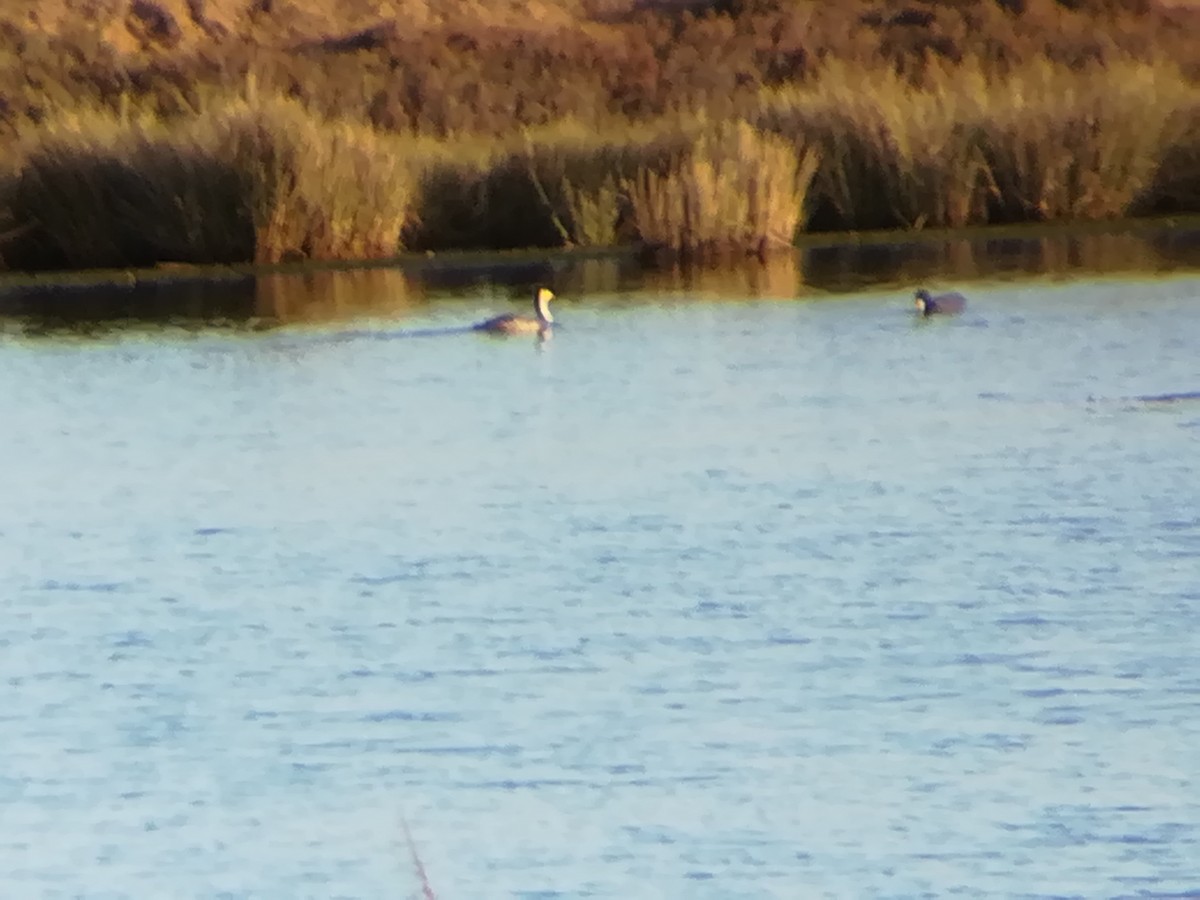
4 0 1199 59
1 0 622 56
5 0 1200 141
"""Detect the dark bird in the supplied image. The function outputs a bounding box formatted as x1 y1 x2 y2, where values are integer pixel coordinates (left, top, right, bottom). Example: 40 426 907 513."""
474 286 555 335
914 288 966 316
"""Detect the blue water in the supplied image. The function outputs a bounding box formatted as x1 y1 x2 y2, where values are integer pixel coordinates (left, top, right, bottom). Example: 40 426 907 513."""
2 258 1199 898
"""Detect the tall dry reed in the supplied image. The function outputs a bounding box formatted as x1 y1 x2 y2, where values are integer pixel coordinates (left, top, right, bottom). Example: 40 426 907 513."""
977 58 1195 222
2 53 1199 273
757 56 1200 231
516 118 686 249
195 96 420 262
518 120 645 249
622 120 820 259
404 118 673 251
756 60 990 231
2 90 420 270
3 106 250 270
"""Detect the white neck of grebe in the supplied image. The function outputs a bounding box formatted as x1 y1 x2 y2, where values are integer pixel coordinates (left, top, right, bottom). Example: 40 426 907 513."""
535 288 554 324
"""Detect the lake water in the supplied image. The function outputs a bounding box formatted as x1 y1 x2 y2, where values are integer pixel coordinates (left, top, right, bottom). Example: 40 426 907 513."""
2 231 1200 899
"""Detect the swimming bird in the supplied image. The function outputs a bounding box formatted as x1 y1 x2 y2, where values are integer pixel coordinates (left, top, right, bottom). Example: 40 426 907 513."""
914 288 966 316
474 287 555 335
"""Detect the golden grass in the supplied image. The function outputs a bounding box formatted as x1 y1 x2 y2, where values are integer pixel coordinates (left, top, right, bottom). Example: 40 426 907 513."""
514 118 683 249
200 97 418 263
623 120 820 260
1 54 1198 272
517 119 648 249
403 118 668 251
978 58 1196 222
405 116 819 259
2 89 419 270
756 56 1200 231
757 60 991 231
3 106 241 271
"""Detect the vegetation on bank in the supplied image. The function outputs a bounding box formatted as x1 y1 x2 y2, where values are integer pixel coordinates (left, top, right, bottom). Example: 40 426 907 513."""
1 0 1199 271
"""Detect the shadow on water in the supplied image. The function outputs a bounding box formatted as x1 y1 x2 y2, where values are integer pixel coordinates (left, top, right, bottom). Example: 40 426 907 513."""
799 226 1200 294
2 225 1200 336
0 258 573 336
1 274 261 335
1129 391 1200 404
0 267 422 335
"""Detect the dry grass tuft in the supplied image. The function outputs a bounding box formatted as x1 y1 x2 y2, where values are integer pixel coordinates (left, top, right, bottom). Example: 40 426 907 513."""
978 58 1196 222
756 62 991 231
2 89 419 270
623 119 819 260
3 106 251 271
193 92 418 263
756 55 1200 231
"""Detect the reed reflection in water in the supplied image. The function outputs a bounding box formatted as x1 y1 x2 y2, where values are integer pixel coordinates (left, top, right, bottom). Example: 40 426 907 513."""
2 226 1198 330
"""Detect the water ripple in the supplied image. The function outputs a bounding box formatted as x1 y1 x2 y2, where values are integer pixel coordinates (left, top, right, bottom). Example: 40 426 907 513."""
2 271 1198 897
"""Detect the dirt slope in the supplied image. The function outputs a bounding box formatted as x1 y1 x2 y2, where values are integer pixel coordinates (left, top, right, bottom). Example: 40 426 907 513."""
0 0 637 56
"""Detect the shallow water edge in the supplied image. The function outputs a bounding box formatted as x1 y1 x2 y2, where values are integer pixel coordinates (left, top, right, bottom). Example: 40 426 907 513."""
3 214 1199 290
2 219 1200 332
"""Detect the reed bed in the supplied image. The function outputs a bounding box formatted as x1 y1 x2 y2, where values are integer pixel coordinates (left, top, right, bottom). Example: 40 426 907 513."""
756 66 987 232
3 91 421 270
1 50 1199 272
623 120 820 260
403 118 682 252
978 59 1196 222
755 57 1200 232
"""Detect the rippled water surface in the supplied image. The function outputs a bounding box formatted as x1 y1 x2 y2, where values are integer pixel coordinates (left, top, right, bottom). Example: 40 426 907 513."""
3 234 1200 898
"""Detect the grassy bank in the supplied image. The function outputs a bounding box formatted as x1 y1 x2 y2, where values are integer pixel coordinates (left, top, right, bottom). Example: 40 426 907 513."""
2 0 1200 271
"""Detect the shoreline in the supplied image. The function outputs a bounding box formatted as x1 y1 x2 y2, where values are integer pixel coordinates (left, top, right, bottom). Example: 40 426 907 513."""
0 214 1195 307
2 214 1198 294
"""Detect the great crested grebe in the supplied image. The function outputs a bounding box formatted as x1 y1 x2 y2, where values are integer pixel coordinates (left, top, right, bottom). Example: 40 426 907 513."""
914 288 967 316
474 287 555 335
